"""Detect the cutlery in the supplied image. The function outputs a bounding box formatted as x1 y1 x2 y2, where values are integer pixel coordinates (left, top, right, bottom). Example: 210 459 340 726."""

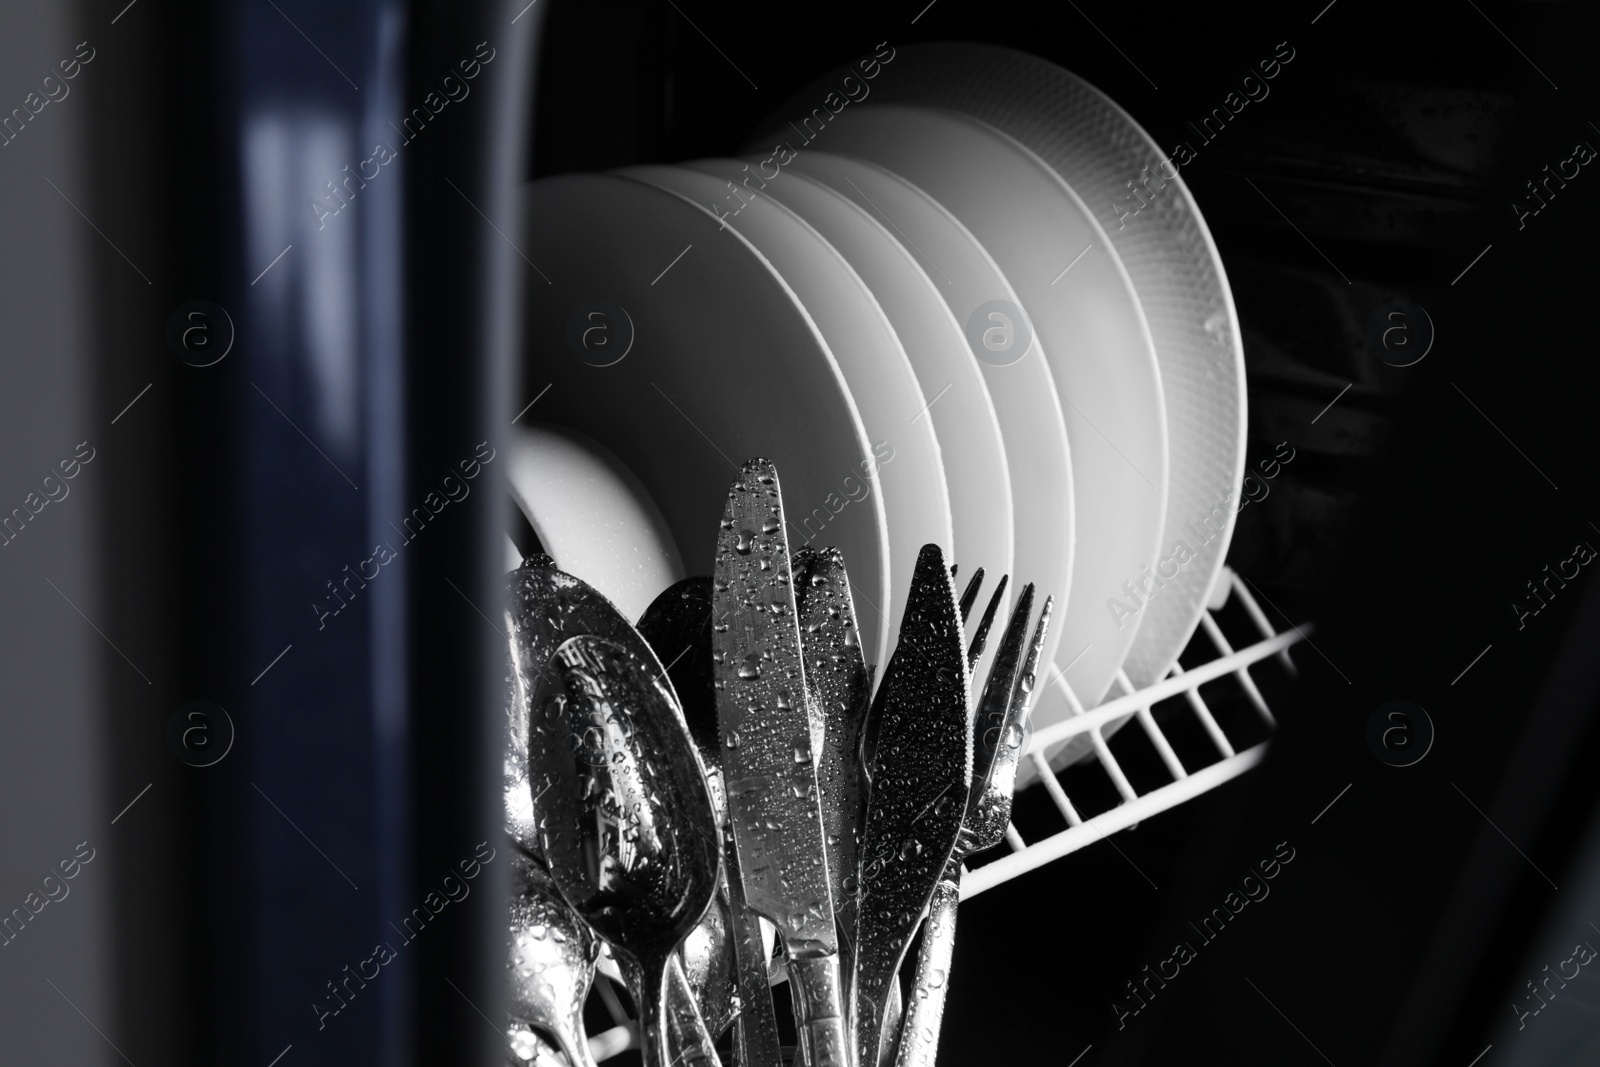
850 544 971 1067
713 460 849 1067
640 577 784 1067
508 845 603 1067
528 630 724 1067
506 556 648 853
894 582 1052 1067
507 1021 573 1067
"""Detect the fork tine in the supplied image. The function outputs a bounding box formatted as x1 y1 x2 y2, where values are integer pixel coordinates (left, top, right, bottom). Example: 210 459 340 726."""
957 566 985 624
966 574 1009 672
1011 593 1055 731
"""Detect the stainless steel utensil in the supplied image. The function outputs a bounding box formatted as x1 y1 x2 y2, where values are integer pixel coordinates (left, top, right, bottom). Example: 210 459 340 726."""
506 556 647 853
850 544 971 1067
713 460 850 1067
640 577 784 1067
790 549 870 970
895 582 1052 1067
529 632 724 1067
508 845 603 1067
793 547 911 1067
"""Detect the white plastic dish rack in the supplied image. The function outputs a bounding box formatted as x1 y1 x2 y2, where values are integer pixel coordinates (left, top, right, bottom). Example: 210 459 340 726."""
960 565 1307 898
575 565 1309 1061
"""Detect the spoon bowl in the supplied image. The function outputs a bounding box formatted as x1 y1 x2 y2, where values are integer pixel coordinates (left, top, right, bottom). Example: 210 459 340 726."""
530 633 722 1067
508 847 602 1067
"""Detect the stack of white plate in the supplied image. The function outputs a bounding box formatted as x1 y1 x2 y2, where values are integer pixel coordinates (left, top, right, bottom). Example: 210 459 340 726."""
511 43 1246 781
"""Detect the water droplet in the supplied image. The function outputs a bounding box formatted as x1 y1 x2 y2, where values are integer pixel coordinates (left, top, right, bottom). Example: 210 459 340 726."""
762 515 780 535
509 1027 540 1060
1018 671 1035 693
735 529 755 554
933 794 953 816
900 839 923 860
724 731 740 749
1003 723 1024 748
738 655 761 680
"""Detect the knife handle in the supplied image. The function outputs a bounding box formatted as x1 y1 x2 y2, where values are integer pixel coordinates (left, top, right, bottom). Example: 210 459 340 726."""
726 842 784 1067
892 867 961 1067
787 953 851 1067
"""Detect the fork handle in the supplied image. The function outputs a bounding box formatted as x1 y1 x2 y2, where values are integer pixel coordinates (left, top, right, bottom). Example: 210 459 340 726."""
787 952 851 1067
893 865 962 1067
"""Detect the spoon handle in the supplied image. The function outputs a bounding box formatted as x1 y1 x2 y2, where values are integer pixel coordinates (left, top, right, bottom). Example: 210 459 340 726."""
665 954 724 1067
892 864 961 1067
787 953 851 1067
620 953 672 1067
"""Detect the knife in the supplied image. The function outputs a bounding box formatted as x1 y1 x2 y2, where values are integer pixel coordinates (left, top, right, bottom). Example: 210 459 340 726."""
894 585 1052 1067
850 544 971 1067
790 547 869 983
639 577 785 1067
713 459 848 1067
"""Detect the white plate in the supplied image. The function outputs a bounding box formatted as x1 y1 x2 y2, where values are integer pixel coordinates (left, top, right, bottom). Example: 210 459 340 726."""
620 163 953 666
709 157 1016 682
783 44 1249 694
506 423 684 622
776 150 1075 693
520 173 893 666
791 105 1171 750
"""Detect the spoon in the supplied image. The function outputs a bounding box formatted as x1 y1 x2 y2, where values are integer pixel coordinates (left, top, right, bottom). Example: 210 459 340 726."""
507 845 602 1067
506 556 648 853
639 577 784 1067
507 561 724 1064
529 632 724 1067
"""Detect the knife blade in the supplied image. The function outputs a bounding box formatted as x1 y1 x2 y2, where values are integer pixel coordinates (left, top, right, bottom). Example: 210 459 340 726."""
639 577 785 1067
791 547 872 1005
894 587 1052 1067
713 459 848 1067
850 543 971 1067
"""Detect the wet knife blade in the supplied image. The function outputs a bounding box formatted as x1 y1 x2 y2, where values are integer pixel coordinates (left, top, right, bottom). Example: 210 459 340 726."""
713 459 848 1067
850 544 971 1067
791 546 871 1005
639 577 785 1067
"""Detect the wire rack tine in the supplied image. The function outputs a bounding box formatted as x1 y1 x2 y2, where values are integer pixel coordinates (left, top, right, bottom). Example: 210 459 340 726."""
1031 748 1084 827
1197 611 1275 729
1088 727 1138 803
1228 567 1297 676
1114 668 1188 781
1168 660 1236 759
